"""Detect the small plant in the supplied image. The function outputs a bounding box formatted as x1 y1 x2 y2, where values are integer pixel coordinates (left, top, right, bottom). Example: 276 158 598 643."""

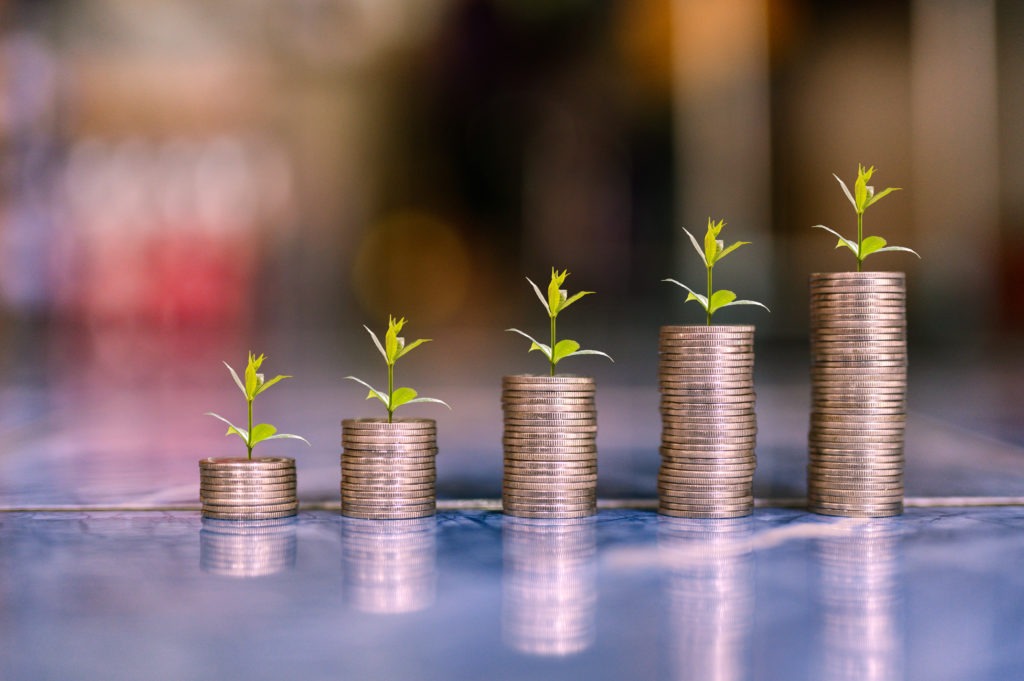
664 218 769 325
507 268 613 376
206 352 311 460
346 315 450 423
814 164 920 271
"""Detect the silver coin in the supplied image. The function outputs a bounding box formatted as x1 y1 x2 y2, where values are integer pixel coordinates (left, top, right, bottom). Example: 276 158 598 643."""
657 507 751 519
199 457 294 469
202 508 299 520
504 423 599 434
503 374 595 384
199 473 296 484
202 500 299 513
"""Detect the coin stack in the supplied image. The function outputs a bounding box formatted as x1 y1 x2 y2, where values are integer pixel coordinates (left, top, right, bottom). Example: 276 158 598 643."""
200 517 298 577
341 418 437 520
808 272 906 517
199 457 298 520
501 375 598 519
657 325 757 518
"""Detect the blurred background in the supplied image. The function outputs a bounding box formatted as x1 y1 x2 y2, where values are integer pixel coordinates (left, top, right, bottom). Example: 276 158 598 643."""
0 0 1021 502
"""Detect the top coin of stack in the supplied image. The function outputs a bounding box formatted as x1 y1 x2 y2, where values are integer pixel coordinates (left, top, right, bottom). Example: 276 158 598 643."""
808 272 906 518
199 457 298 521
501 375 598 519
657 325 757 519
341 418 438 520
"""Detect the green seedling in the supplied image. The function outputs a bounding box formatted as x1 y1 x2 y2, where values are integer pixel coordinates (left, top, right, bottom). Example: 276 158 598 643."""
813 164 920 271
507 268 613 377
206 352 311 460
663 217 769 325
346 315 450 423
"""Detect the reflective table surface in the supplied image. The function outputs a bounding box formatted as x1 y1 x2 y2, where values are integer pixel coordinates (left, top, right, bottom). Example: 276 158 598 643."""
0 350 1022 680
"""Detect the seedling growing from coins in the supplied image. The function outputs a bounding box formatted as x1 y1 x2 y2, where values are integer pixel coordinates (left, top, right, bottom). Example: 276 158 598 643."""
507 267 613 377
206 352 311 460
813 164 920 272
347 315 450 423
664 218 769 325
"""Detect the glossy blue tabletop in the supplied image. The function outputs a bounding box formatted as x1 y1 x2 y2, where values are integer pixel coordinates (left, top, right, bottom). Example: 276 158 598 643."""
0 351 1022 680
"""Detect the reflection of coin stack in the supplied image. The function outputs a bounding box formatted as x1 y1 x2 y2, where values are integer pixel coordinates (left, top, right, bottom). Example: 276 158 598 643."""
342 517 437 614
199 457 298 520
808 273 906 517
658 517 754 681
502 516 597 656
816 522 903 681
341 418 437 520
501 376 598 519
200 517 297 577
658 326 757 518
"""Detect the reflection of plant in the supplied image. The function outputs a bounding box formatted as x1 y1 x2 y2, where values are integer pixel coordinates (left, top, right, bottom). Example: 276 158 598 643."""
346 315 450 423
507 268 613 377
814 164 920 272
664 218 769 325
206 352 311 460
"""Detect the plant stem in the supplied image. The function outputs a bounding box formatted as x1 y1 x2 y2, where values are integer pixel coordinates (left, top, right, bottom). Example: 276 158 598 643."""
387 361 394 423
550 314 556 376
706 265 713 326
246 396 253 460
857 211 863 273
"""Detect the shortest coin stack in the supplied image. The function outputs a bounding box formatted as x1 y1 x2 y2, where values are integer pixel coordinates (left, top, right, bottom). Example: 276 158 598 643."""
199 457 298 520
502 375 598 519
341 418 438 520
658 325 757 519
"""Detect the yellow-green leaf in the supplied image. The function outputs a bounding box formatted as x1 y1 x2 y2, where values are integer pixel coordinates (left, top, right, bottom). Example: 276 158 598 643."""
708 289 737 315
552 339 581 364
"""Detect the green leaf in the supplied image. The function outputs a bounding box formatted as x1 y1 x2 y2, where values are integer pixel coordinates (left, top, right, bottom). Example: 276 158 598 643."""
389 386 419 411
345 376 388 406
249 423 278 447
854 164 874 213
223 362 246 397
551 339 581 364
397 338 431 360
833 173 856 211
525 277 551 315
708 289 737 315
507 328 552 360
385 316 406 364
858 235 888 259
363 325 387 362
263 433 312 446
205 412 248 442
563 348 614 363
244 353 263 398
716 240 751 263
559 290 593 314
681 228 707 267
254 374 291 396
663 278 709 310
718 299 770 313
403 396 452 410
865 185 901 209
812 225 858 256
548 269 568 316
871 245 921 259
703 218 725 265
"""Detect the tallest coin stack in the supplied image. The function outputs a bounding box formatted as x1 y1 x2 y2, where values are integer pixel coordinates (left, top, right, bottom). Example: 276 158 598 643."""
808 272 907 517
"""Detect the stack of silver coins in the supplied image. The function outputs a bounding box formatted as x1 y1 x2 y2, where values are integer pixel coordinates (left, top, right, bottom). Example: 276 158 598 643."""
808 272 906 517
657 325 757 518
502 516 597 656
200 517 298 577
501 375 598 519
199 457 298 520
341 418 437 520
342 517 437 614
